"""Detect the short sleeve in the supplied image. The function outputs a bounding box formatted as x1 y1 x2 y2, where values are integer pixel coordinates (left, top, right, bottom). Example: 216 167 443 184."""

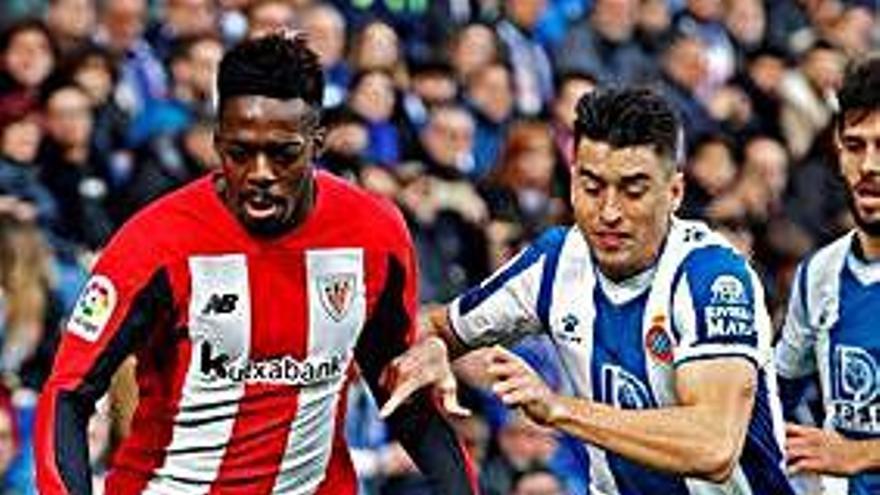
672 246 762 367
448 228 566 348
775 260 818 379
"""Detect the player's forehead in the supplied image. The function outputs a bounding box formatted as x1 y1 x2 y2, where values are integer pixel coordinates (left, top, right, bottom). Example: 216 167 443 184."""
840 110 880 139
574 138 665 181
218 95 318 137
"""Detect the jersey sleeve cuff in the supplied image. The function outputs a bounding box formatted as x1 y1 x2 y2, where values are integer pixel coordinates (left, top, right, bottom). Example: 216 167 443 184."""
674 344 762 370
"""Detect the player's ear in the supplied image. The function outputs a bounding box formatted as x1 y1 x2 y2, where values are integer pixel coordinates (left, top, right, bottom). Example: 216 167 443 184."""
669 170 685 212
311 126 326 158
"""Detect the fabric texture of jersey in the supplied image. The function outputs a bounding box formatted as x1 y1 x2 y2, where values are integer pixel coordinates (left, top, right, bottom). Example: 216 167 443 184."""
35 171 466 495
776 231 880 495
450 218 794 495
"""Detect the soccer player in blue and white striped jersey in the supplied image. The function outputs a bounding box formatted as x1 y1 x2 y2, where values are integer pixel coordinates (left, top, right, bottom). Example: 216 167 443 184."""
776 56 880 495
381 87 796 494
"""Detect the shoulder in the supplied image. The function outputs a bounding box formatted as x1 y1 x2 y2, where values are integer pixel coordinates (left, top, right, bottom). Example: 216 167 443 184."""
798 231 853 283
316 171 411 246
101 177 215 261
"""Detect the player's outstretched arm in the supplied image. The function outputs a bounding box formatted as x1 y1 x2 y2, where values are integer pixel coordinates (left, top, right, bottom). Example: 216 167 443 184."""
489 346 757 483
355 253 478 495
786 424 880 476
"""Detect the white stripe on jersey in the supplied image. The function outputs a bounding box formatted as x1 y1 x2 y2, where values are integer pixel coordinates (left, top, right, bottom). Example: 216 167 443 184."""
270 248 366 494
144 254 252 494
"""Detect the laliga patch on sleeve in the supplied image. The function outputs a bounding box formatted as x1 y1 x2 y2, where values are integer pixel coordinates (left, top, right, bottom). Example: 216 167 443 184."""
68 275 118 342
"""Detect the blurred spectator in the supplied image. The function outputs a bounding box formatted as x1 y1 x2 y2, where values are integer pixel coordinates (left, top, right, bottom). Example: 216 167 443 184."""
0 20 57 109
301 3 351 108
146 0 218 63
399 105 489 302
779 40 845 159
735 47 788 139
94 0 169 127
555 0 656 85
496 0 555 116
402 57 460 134
464 62 515 178
449 22 502 84
44 0 96 56
675 0 736 92
349 21 406 86
479 412 558 495
167 34 223 119
245 0 296 40
824 5 874 57
37 82 114 250
723 0 766 60
551 70 596 168
0 213 60 391
348 69 402 167
319 105 370 178
62 46 130 191
510 466 566 495
657 33 719 147
0 103 60 239
481 119 569 241
680 133 737 219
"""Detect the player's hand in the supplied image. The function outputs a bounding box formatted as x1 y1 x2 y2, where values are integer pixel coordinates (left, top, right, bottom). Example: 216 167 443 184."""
379 336 471 419
487 346 560 426
786 423 863 476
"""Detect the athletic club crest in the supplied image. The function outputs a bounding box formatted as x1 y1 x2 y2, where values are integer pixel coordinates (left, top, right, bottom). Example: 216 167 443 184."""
317 273 356 322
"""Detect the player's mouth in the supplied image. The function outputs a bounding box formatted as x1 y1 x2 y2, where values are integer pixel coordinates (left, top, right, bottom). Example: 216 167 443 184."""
854 181 880 209
592 231 629 251
243 192 282 220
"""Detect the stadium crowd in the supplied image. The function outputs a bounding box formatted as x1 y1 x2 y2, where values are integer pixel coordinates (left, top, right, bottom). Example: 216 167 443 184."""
0 0 876 493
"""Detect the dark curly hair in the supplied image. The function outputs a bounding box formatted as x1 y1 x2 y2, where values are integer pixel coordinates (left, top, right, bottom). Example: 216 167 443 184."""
217 33 324 118
837 55 880 132
574 87 683 172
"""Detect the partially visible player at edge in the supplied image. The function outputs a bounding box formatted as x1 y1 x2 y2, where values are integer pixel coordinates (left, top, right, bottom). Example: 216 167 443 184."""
380 87 797 494
776 55 880 495
34 33 476 495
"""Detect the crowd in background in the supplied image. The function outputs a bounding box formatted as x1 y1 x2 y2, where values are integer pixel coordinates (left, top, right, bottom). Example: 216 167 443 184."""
0 0 876 493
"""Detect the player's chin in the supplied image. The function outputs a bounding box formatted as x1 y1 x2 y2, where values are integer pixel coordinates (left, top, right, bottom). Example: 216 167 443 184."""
240 209 291 237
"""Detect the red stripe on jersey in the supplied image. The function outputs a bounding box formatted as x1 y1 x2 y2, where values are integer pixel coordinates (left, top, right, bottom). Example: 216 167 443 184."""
208 253 307 492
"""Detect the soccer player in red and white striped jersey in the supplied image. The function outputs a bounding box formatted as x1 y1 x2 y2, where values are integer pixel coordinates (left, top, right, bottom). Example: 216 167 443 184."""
35 33 477 495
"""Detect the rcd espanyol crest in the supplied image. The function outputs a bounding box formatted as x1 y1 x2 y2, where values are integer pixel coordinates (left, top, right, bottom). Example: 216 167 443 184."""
317 273 356 322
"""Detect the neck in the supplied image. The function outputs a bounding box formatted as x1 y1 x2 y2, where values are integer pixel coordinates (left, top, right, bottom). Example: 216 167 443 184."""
856 230 880 261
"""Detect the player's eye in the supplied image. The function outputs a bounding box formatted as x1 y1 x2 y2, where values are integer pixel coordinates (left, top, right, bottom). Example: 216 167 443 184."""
624 183 648 198
841 137 866 154
222 144 252 164
267 143 305 165
581 179 602 196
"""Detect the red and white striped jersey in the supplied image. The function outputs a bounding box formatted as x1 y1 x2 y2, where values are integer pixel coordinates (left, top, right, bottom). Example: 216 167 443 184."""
36 171 425 494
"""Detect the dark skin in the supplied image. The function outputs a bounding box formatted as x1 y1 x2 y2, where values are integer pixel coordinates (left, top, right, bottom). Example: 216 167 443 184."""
214 95 325 237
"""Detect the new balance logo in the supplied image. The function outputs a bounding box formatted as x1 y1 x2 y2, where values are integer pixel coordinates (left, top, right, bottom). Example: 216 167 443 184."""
202 294 239 315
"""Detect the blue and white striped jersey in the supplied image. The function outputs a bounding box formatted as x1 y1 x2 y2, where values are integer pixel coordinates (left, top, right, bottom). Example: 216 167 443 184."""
450 218 794 495
776 232 880 495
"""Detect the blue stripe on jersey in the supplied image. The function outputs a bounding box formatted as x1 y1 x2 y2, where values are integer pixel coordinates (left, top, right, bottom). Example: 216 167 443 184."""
458 227 567 316
796 253 813 323
827 263 880 494
537 229 566 328
590 285 690 495
740 371 797 495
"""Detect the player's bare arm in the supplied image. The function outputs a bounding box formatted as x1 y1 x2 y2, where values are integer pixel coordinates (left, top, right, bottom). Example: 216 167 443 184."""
488 347 756 483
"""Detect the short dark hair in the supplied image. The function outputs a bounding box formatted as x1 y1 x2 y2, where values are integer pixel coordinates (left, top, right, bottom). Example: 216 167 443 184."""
217 33 324 118
836 55 880 132
574 86 683 169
